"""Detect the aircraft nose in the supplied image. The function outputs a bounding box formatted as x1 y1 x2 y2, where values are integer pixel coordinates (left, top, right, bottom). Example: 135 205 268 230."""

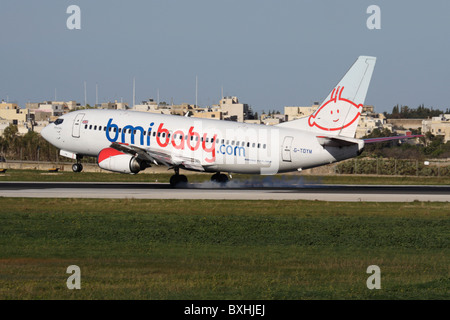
40 123 53 142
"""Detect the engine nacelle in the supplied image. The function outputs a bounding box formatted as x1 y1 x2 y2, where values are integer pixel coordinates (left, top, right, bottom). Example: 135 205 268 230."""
97 148 142 174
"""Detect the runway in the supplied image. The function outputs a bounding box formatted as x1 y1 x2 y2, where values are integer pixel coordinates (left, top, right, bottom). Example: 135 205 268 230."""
0 181 449 202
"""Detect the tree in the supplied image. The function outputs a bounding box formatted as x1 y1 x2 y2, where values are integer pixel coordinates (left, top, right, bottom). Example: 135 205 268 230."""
2 124 19 158
0 135 7 157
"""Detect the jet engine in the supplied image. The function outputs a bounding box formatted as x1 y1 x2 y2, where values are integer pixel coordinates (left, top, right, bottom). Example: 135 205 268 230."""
97 147 143 174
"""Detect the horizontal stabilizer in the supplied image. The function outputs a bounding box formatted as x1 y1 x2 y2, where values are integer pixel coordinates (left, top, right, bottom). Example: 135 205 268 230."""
317 135 363 148
364 135 423 144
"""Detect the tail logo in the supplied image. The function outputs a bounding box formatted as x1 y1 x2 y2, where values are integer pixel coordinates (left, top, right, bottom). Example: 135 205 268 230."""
308 86 362 131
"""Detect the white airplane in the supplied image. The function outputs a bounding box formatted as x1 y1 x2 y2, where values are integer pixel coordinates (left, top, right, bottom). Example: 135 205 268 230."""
41 56 420 187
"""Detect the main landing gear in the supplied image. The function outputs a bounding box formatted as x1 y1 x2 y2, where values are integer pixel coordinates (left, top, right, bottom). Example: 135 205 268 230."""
169 169 230 188
211 172 229 184
72 156 83 173
169 167 188 188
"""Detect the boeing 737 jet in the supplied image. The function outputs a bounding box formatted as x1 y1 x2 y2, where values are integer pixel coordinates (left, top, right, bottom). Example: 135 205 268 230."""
41 56 420 187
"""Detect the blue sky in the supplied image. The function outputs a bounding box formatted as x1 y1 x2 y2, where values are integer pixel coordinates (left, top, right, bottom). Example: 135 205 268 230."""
1 0 449 114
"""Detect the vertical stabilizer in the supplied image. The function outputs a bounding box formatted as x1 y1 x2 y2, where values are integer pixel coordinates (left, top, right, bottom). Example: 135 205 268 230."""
278 56 376 138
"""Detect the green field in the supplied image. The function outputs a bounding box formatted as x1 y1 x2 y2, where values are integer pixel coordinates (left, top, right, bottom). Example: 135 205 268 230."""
1 169 450 185
0 198 448 299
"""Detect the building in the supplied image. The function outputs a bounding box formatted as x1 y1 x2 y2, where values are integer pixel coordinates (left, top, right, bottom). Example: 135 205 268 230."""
356 113 392 138
133 99 158 112
284 103 319 121
386 119 423 131
35 101 65 118
0 101 33 135
171 103 196 116
422 114 450 142
0 101 29 124
259 113 286 125
192 109 223 120
217 96 254 122
100 101 129 110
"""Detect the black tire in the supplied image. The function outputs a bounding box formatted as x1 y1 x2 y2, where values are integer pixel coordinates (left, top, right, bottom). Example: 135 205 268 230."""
170 174 188 188
211 173 229 184
72 163 83 173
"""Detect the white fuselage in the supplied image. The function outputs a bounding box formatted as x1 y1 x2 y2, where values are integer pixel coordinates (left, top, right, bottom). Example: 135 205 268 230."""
41 109 360 175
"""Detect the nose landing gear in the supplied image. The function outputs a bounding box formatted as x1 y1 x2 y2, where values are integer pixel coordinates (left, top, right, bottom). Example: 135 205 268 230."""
72 163 83 173
72 155 83 173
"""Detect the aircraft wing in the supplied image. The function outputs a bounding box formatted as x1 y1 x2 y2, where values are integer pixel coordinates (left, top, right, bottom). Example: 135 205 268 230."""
363 134 423 144
110 142 205 171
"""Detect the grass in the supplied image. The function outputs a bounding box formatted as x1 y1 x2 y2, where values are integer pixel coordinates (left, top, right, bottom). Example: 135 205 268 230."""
1 169 450 185
0 199 448 299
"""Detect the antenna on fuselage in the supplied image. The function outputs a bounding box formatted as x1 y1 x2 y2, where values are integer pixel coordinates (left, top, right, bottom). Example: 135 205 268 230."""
133 77 136 107
195 75 198 107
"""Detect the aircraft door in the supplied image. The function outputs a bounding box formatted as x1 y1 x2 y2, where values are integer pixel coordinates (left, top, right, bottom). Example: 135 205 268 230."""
282 136 293 162
72 113 85 138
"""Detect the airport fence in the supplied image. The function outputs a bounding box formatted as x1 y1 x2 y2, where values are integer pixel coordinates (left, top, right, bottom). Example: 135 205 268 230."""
335 158 450 177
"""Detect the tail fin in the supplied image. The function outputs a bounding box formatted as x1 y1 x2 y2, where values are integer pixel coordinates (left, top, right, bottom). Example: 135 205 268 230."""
278 56 376 138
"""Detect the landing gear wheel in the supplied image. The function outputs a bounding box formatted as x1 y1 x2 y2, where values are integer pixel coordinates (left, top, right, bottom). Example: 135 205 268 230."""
170 174 188 188
211 173 229 184
72 163 83 173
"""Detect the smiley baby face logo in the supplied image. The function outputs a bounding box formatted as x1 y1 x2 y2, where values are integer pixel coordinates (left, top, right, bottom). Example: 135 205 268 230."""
308 86 362 131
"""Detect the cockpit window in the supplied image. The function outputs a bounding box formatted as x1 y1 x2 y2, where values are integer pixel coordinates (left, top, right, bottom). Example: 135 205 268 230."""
54 119 64 125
